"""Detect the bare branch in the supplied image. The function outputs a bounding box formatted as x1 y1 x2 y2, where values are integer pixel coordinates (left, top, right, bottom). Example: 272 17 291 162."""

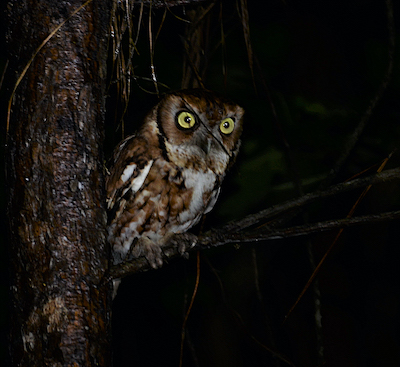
322 0 395 187
211 210 400 243
133 0 209 8
110 168 400 279
220 167 400 233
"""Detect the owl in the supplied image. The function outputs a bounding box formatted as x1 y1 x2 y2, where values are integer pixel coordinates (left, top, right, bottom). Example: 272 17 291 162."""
106 89 244 275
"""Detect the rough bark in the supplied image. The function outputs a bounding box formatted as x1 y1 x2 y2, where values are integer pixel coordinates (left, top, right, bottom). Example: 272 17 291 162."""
6 1 111 366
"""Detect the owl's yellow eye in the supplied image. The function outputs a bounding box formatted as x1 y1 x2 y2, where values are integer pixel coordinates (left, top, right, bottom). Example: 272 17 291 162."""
177 111 196 129
219 118 235 135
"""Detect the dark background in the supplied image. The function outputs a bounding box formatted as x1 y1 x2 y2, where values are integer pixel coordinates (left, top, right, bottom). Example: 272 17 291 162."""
2 0 400 366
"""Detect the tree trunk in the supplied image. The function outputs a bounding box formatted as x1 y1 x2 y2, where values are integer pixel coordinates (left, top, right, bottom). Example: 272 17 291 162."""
6 1 111 365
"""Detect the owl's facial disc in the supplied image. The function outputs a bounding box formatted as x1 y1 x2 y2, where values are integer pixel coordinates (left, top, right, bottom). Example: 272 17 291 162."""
174 106 231 158
172 92 242 160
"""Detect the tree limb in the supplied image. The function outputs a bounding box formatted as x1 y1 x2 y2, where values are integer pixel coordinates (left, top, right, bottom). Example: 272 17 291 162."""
219 167 400 233
110 168 400 279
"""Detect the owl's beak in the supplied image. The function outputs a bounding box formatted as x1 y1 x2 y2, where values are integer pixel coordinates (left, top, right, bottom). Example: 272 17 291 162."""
200 137 212 155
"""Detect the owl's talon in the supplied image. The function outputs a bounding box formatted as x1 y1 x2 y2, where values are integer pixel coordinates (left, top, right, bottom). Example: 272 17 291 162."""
174 232 198 257
140 237 164 269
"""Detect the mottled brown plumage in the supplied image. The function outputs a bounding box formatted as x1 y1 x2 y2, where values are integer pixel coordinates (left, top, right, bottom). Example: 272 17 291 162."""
106 89 244 275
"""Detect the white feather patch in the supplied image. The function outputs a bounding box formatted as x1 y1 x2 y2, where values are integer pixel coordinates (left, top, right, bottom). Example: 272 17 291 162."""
179 168 218 224
121 163 137 183
121 160 153 197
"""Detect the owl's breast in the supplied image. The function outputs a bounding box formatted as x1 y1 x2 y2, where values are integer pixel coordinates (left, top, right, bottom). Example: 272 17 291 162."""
146 159 220 237
108 158 221 263
174 165 221 228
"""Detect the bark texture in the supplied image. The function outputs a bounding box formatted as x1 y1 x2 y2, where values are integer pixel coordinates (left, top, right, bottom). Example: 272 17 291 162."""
6 1 111 365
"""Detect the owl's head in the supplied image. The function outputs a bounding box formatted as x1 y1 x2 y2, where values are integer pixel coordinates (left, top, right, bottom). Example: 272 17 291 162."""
142 89 244 175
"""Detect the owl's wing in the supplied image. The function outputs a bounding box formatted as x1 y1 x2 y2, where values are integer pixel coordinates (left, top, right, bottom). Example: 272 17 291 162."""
106 135 154 223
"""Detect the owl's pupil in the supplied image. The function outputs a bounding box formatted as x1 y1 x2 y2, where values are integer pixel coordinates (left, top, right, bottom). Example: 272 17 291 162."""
223 122 229 128
185 116 191 123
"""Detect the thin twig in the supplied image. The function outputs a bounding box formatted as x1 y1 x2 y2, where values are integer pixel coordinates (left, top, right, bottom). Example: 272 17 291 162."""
284 153 394 323
322 0 395 187
201 210 400 246
204 256 296 367
148 2 160 96
0 59 9 92
133 0 207 8
219 168 400 234
179 251 201 367
238 0 256 92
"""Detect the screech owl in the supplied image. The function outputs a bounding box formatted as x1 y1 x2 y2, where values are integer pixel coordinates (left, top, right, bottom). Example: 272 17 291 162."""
106 89 244 276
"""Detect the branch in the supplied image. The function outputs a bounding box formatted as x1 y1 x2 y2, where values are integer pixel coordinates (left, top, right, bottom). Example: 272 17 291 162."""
207 210 400 244
220 167 400 233
109 168 400 279
133 0 209 8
